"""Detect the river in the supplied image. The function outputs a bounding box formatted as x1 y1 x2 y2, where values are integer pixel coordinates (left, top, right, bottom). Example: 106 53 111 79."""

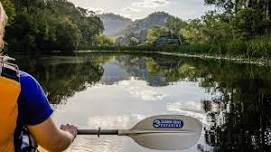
14 52 271 152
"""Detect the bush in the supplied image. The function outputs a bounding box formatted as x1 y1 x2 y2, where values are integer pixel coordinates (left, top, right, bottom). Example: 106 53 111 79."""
246 36 271 57
175 43 211 54
225 38 247 56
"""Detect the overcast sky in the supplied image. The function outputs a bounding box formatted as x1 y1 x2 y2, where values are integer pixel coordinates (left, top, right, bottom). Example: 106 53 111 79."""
69 0 215 20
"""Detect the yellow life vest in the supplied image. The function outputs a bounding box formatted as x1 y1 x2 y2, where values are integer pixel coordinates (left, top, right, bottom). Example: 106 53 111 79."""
0 56 21 152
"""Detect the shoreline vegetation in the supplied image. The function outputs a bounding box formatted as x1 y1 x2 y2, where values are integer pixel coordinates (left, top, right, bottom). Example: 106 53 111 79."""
2 0 271 65
48 47 270 67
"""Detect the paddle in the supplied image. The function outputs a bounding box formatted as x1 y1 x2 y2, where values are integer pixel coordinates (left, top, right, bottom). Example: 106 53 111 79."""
78 115 202 150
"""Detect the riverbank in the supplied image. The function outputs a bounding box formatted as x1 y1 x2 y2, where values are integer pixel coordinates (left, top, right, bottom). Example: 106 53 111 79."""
15 43 271 67
73 49 271 66
78 35 271 66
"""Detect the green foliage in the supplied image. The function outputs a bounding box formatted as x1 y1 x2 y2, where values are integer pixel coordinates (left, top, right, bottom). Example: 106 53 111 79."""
225 38 247 55
201 11 234 44
5 11 37 51
17 55 104 104
95 35 114 47
175 43 212 54
4 0 104 52
146 26 168 44
158 0 271 58
205 0 271 36
166 17 187 35
246 35 271 57
54 18 82 51
146 58 161 75
234 8 265 37
178 64 196 80
181 19 206 43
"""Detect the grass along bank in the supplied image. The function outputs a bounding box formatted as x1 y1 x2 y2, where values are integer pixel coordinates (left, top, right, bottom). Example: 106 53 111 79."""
83 36 271 66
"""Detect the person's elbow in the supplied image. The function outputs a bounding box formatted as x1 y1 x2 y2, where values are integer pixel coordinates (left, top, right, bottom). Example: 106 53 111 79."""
45 134 73 152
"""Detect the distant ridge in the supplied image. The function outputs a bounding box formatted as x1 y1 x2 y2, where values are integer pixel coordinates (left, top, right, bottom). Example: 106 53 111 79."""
98 13 133 37
123 12 172 41
99 12 174 39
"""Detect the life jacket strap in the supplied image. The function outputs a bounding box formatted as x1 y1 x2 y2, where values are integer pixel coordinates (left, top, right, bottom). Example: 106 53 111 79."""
0 56 19 82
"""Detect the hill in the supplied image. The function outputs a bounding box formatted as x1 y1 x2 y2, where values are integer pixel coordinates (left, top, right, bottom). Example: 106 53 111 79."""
98 13 133 37
100 12 173 40
124 12 171 40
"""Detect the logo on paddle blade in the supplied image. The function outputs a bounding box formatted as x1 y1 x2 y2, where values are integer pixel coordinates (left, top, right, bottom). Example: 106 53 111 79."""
153 119 183 128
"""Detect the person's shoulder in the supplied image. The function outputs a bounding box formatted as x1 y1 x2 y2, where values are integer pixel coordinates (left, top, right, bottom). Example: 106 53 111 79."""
20 71 34 79
18 71 53 125
19 71 38 84
19 71 42 93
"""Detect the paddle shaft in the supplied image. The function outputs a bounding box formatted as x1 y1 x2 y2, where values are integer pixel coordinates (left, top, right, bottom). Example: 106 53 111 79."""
78 129 118 135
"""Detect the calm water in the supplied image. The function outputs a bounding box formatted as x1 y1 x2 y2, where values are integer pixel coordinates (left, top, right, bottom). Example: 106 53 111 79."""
15 53 271 152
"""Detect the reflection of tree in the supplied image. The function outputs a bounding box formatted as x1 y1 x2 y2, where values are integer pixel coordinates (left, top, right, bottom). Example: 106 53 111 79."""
127 54 271 151
17 55 104 104
200 80 271 152
114 55 185 86
189 60 271 152
114 55 170 86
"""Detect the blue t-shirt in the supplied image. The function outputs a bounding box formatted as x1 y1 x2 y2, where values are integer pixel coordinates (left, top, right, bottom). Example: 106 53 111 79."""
15 71 53 149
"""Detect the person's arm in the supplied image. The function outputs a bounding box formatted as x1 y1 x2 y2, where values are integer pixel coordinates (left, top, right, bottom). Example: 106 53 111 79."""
28 117 77 151
19 72 77 151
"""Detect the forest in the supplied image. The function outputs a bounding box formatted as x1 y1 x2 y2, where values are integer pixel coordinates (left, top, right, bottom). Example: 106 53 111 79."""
1 0 104 53
145 0 271 58
1 0 271 58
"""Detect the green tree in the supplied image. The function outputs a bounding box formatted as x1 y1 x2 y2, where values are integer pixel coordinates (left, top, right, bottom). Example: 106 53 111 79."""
5 11 37 52
146 26 168 44
54 18 81 51
201 11 234 43
5 0 104 52
205 0 271 36
181 19 206 43
234 8 266 37
166 17 187 35
95 35 114 47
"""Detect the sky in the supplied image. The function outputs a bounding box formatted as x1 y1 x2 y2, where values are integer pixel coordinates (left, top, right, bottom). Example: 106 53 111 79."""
69 0 215 20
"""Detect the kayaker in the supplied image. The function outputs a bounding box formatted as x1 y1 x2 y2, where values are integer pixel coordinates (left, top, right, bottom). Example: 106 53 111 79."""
0 2 78 151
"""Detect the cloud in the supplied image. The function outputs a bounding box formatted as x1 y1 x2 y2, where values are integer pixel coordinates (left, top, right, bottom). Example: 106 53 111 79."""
132 0 170 8
85 7 105 14
118 80 168 101
120 7 141 19
123 7 141 13
87 114 145 128
121 0 170 19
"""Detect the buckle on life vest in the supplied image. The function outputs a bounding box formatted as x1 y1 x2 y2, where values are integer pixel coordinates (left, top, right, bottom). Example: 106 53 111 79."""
0 56 19 82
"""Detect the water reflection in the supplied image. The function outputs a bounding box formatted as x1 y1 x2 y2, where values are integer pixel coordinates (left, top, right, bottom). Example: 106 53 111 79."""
16 55 104 104
15 53 271 152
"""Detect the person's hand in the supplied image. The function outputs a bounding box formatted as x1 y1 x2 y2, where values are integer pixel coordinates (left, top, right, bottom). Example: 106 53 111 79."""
60 124 78 141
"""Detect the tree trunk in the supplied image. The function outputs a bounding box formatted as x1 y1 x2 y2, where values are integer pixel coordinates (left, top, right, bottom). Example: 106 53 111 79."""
266 0 270 20
264 0 271 34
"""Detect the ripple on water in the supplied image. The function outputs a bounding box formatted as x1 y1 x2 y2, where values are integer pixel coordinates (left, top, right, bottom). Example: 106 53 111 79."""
68 136 146 152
